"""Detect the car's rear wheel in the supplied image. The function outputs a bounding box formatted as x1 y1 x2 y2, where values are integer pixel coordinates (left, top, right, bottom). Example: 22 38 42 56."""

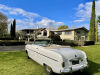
25 50 30 59
44 65 54 75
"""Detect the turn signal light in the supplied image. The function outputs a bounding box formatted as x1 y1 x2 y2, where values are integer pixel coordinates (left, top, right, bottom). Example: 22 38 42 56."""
62 62 65 67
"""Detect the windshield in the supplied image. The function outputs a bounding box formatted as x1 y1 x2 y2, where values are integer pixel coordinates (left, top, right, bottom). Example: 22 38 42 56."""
34 40 51 46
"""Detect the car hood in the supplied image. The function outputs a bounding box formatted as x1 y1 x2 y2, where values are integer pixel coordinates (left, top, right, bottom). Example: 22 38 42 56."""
51 48 84 60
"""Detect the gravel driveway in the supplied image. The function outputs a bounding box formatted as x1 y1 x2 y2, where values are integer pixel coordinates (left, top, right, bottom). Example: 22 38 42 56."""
0 45 25 51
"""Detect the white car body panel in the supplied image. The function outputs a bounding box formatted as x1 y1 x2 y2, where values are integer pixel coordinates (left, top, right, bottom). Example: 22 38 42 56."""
25 44 88 74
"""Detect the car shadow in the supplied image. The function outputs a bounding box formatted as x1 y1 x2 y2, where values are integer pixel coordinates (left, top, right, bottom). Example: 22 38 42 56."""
51 60 100 75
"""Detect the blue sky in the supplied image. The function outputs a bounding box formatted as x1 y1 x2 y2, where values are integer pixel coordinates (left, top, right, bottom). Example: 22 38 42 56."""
0 0 100 31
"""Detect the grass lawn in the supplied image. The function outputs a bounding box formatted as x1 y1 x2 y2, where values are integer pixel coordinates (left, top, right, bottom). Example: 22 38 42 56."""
0 43 100 75
0 51 47 75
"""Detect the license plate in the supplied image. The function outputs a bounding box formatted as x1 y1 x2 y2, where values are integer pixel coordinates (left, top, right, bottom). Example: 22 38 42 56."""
72 60 79 65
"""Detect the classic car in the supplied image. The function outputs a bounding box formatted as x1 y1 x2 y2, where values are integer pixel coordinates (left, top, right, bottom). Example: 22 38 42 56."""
25 39 88 75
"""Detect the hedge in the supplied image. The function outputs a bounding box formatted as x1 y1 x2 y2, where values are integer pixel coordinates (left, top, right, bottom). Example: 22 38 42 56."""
0 40 95 46
84 41 95 46
0 40 25 46
52 40 77 46
53 40 95 46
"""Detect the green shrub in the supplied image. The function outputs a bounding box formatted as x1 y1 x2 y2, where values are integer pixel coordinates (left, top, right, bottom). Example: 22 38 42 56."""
53 40 77 46
0 40 25 46
53 40 95 46
84 41 95 46
63 40 78 46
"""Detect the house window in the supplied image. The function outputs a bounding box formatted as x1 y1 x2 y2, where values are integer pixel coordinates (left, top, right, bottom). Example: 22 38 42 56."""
37 32 41 35
65 31 72 35
30 31 34 34
57 32 62 35
26 30 29 33
76 31 80 34
43 30 47 36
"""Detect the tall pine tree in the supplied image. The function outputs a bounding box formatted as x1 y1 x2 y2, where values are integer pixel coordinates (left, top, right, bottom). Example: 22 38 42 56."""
95 21 98 42
13 19 16 38
95 16 100 42
10 19 16 39
88 0 96 41
10 23 13 38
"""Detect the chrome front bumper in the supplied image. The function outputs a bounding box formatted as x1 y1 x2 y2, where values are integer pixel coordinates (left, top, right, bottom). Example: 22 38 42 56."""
60 64 88 73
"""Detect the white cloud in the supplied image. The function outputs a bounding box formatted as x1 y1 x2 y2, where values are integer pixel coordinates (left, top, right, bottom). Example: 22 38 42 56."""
0 4 40 18
36 18 64 27
76 2 92 18
73 18 86 23
78 3 84 9
36 18 64 30
0 4 64 30
74 0 100 23
17 19 34 26
81 24 89 29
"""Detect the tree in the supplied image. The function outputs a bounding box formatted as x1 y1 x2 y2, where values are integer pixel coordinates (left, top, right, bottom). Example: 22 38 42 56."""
0 12 8 37
13 19 16 38
16 30 26 40
88 0 96 41
57 25 68 30
95 16 100 42
10 19 16 39
10 23 13 38
97 16 100 23
95 21 98 42
48 31 62 41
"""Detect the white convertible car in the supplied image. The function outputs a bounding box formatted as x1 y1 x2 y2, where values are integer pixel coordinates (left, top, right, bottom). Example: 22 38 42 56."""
25 39 88 75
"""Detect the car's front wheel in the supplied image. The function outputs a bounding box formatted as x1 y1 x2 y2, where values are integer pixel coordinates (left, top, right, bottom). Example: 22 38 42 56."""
44 65 54 75
25 50 30 59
